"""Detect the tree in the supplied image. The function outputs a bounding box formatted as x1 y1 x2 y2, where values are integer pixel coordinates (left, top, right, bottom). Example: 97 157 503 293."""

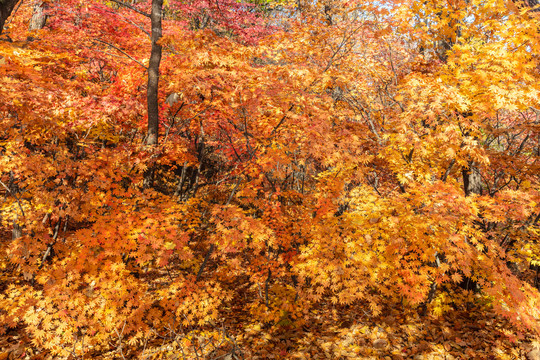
146 0 162 147
0 0 20 35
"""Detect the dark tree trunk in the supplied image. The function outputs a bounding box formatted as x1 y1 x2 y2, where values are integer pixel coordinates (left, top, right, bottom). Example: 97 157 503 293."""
143 0 162 188
0 0 21 35
146 0 162 146
457 161 483 292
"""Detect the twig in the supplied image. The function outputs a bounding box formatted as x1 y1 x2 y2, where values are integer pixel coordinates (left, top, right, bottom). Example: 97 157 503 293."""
265 268 271 307
94 38 147 69
226 179 240 205
0 179 25 217
104 7 150 37
163 102 185 143
174 161 188 198
114 321 127 360
196 244 215 282
271 104 294 135
165 264 174 281
39 217 62 269
441 159 455 182
109 0 150 17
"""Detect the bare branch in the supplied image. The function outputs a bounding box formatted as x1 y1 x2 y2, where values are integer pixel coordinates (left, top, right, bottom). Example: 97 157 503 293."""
196 244 215 282
0 179 25 217
103 7 150 37
441 159 455 182
109 0 150 18
93 38 147 69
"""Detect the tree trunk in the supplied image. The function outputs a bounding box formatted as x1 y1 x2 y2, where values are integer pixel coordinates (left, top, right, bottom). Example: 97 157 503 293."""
146 0 162 146
462 161 483 196
12 219 21 240
28 0 47 31
458 160 483 292
0 0 21 35
143 0 162 188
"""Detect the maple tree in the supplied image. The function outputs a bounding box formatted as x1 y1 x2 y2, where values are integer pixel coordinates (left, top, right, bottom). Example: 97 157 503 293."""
0 0 540 358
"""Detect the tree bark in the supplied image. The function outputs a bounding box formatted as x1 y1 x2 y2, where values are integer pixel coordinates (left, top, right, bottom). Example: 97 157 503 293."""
28 0 47 31
142 0 162 188
146 0 162 146
12 219 21 240
0 0 21 35
462 161 483 196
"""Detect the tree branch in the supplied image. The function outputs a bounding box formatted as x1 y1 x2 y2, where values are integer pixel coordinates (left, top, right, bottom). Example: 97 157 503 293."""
0 179 25 217
441 159 455 182
196 244 215 282
109 0 150 18
93 39 147 69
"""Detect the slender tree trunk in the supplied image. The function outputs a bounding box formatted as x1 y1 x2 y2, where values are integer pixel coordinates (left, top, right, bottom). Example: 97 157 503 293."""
0 0 21 35
146 0 162 146
12 219 21 239
142 0 162 188
458 160 483 292
462 161 483 196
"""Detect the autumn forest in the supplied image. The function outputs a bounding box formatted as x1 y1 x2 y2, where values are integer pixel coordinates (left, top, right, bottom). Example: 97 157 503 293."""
0 0 540 358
